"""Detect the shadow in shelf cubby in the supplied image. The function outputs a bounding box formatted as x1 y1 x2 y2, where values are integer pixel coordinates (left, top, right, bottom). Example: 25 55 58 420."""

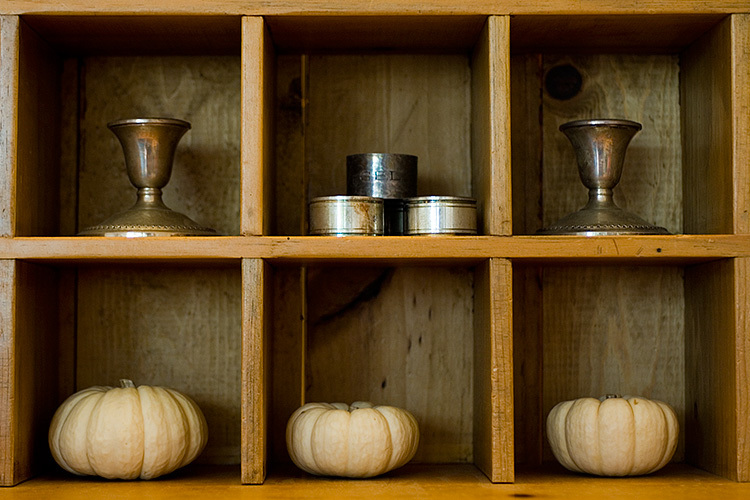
510 14 748 237
513 259 750 481
262 15 509 236
8 15 242 237
510 14 750 483
6 260 242 484
265 261 512 482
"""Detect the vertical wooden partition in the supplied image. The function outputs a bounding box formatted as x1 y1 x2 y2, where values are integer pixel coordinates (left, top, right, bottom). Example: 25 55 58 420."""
242 258 271 484
474 258 514 482
242 16 275 237
472 16 511 236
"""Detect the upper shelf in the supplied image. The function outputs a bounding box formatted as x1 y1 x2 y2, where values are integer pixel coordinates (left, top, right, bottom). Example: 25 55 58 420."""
2 235 747 264
3 1 749 15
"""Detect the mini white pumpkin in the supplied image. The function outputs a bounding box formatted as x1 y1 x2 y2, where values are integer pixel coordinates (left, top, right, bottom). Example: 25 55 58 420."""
48 379 208 480
546 395 678 476
286 401 419 478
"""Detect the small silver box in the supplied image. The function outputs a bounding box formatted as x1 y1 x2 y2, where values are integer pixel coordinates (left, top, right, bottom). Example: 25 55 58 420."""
405 196 477 235
309 196 384 236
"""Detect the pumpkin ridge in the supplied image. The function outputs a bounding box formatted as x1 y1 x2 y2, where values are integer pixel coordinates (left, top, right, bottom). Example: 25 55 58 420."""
54 389 106 476
626 397 636 475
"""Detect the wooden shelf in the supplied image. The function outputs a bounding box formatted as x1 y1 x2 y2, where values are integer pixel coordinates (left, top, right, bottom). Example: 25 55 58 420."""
7 464 750 499
2 1 750 494
3 1 749 15
2 235 748 264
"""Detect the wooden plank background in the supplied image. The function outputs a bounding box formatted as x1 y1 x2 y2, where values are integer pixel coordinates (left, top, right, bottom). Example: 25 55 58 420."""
304 53 472 202
76 265 241 465
304 266 475 464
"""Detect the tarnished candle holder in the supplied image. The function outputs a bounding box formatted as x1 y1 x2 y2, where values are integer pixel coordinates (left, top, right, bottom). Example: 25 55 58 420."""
537 118 669 236
78 118 216 237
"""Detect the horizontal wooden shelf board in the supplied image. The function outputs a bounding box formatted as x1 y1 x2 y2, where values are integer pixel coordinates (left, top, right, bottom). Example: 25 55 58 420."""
2 2 749 16
7 464 750 498
0 235 748 263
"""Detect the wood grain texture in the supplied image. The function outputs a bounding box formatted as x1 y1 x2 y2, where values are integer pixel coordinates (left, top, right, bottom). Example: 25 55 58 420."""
58 59 79 236
510 53 542 235
305 266 474 464
510 15 725 53
273 55 305 236
22 15 241 56
242 17 274 235
735 258 750 482
241 258 269 483
512 265 543 466
15 18 61 236
736 258 750 481
685 260 737 479
682 17 734 234
731 15 750 234
2 1 750 15
542 266 685 462
265 15 486 52
0 260 12 483
76 55 240 236
0 262 61 485
269 266 305 463
76 265 241 466
305 53 472 203
5 234 750 263
0 17 18 237
542 54 682 234
6 464 750 498
472 16 511 235
474 259 513 482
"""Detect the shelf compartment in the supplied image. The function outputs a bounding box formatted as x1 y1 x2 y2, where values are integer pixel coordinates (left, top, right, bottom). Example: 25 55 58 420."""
513 258 750 481
510 14 750 236
0 260 242 486
255 259 512 483
257 15 509 236
1 15 242 237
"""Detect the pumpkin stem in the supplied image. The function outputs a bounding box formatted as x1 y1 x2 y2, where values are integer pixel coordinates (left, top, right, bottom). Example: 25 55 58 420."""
119 379 136 388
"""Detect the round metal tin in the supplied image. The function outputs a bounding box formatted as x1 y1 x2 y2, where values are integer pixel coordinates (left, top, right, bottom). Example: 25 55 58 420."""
405 196 477 235
309 196 384 236
346 153 418 199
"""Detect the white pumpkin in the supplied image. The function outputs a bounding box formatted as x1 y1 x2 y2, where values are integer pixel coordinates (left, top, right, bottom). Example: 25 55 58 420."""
48 379 208 480
286 401 419 478
546 395 679 476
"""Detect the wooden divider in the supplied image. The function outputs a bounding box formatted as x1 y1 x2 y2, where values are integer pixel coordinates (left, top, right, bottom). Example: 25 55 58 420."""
471 16 510 236
242 258 271 484
473 258 513 482
242 16 275 236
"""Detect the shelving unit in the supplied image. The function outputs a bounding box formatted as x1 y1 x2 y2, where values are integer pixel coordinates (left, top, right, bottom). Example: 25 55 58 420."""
1 1 749 496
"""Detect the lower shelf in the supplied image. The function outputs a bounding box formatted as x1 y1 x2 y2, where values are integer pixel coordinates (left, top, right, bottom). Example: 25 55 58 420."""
6 464 750 498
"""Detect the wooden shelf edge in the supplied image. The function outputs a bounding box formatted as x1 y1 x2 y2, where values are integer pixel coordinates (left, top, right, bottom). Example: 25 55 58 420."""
6 463 750 498
0 235 748 264
2 1 749 16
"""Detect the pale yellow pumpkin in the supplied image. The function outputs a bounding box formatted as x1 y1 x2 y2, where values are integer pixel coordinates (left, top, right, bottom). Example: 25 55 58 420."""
546 395 679 476
286 401 419 478
48 379 208 480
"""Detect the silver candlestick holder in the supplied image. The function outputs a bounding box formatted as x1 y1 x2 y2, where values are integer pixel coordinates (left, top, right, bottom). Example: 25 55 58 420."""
537 118 669 236
78 118 216 237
